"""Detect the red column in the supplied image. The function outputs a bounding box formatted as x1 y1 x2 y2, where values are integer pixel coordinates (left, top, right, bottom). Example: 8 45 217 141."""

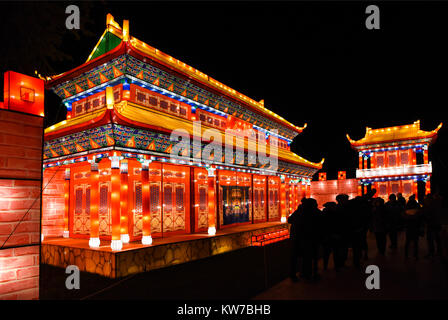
306 182 311 198
280 177 286 223
88 160 100 248
359 154 363 169
110 155 122 251
141 160 152 244
372 182 378 197
424 147 429 164
120 161 129 244
207 166 217 235
63 168 70 238
426 179 431 195
412 180 418 201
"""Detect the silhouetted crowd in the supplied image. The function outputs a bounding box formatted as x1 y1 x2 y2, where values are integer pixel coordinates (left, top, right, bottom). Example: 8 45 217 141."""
288 190 445 282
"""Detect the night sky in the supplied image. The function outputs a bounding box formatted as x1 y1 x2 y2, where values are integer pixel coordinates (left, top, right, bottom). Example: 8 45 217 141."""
1 2 447 195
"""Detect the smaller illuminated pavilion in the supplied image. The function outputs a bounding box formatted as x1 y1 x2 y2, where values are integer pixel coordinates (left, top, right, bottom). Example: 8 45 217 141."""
347 120 442 201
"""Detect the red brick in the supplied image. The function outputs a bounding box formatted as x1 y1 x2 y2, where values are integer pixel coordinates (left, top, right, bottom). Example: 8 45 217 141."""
0 223 13 235
25 150 42 160
30 233 40 243
14 246 39 256
0 200 9 210
0 110 43 127
0 255 34 270
14 180 40 187
43 219 64 226
16 287 39 300
7 158 41 171
28 210 41 221
0 211 32 222
0 234 30 247
0 270 17 283
15 221 40 233
0 122 26 136
0 146 26 157
0 186 39 199
0 277 38 295
16 266 39 280
0 248 14 257
0 180 14 187
0 292 18 300
1 135 42 149
0 169 29 179
8 199 38 210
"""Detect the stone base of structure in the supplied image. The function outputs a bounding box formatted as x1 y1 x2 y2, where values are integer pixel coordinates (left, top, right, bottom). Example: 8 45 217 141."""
41 222 288 278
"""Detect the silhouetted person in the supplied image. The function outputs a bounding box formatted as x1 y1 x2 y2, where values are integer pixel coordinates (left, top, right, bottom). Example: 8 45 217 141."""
371 197 388 256
335 194 350 267
397 193 406 210
321 202 338 270
288 200 305 282
360 190 375 260
346 196 368 268
423 193 442 257
403 195 423 260
295 198 321 281
385 194 403 250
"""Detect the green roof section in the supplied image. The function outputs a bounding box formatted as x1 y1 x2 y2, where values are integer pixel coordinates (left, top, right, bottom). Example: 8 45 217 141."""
87 31 122 61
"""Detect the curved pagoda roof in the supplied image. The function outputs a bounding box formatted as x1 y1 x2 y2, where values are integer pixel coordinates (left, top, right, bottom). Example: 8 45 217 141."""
347 120 442 148
43 14 324 172
44 101 324 170
46 14 306 137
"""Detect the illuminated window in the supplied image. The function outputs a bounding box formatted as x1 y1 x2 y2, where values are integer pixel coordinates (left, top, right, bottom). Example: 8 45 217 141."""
401 152 409 165
150 185 159 213
160 100 168 109
75 105 83 115
135 183 142 214
75 188 83 214
99 185 108 216
389 155 396 166
164 185 172 212
175 187 184 211
254 190 259 208
199 187 207 211
86 188 91 215
149 97 157 106
404 183 412 194
392 183 399 194
137 92 146 103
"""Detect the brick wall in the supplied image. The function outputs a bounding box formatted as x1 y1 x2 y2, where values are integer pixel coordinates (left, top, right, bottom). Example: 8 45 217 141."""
0 109 42 300
311 179 359 208
42 168 65 238
0 246 39 299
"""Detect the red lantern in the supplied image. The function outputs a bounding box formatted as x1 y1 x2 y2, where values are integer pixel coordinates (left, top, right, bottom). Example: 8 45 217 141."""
2 71 44 116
